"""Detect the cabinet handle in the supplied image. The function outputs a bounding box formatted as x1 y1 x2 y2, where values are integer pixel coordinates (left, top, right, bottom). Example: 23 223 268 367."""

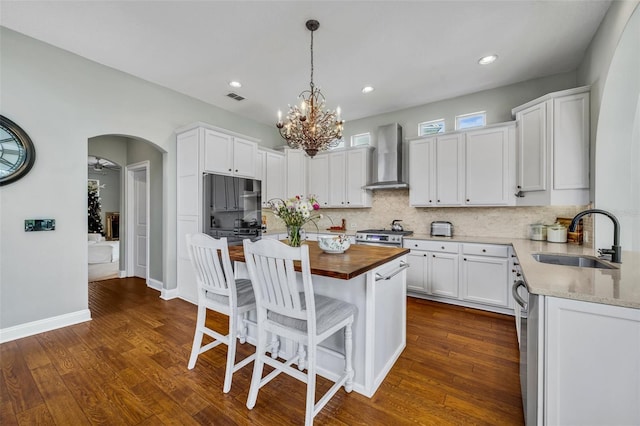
513 262 520 266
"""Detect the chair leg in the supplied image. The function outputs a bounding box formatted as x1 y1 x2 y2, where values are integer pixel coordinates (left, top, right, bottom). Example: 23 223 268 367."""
187 305 207 369
305 348 317 426
297 343 306 371
270 335 280 359
247 327 267 409
223 312 237 393
344 323 354 393
239 311 248 344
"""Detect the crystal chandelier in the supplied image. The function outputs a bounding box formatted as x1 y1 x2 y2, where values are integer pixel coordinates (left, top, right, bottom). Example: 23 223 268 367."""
276 19 344 158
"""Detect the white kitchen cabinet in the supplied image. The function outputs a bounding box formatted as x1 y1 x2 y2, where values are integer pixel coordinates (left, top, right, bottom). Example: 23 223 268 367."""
328 151 346 207
435 133 464 206
409 123 515 208
464 124 516 206
408 138 435 206
408 133 463 207
202 128 257 178
512 86 590 206
307 154 330 206
259 149 285 207
306 147 372 208
460 243 510 308
285 148 307 197
532 296 640 425
344 148 372 207
404 239 459 299
176 122 260 302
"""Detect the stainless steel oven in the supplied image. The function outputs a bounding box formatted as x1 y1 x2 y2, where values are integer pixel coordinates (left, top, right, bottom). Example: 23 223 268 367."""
355 229 413 247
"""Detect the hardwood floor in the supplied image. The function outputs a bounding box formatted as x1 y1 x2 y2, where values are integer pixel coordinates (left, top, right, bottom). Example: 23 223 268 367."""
1 278 524 425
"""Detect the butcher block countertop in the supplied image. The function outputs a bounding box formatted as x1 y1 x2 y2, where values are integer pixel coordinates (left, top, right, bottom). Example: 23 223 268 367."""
228 241 409 280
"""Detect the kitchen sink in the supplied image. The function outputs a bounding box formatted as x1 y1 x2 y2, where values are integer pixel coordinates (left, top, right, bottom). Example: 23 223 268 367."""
532 253 617 269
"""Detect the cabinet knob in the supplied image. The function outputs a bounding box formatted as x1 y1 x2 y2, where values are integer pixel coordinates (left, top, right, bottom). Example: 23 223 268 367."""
441 246 445 250
424 254 428 257
466 199 470 202
347 201 350 204
429 200 432 203
414 244 418 247
463 258 467 261
235 169 238 172
482 249 486 252
432 254 435 258
517 185 521 189
437 199 440 202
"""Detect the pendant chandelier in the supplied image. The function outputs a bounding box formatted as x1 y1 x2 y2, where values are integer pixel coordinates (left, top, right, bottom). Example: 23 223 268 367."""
276 19 344 158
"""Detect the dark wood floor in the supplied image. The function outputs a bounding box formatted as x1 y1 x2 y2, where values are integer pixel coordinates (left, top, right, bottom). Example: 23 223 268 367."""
1 278 524 425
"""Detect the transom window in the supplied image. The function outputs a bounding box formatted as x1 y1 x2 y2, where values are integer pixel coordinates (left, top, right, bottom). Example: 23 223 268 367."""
418 119 446 136
455 111 486 130
351 133 371 146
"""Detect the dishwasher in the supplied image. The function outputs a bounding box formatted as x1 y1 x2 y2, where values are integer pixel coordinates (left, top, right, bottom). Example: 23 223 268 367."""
513 279 542 425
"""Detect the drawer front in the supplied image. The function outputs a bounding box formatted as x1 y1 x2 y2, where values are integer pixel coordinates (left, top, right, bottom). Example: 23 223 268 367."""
404 239 459 254
462 243 509 258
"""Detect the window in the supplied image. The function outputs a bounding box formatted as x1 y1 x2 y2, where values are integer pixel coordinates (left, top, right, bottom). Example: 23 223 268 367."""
351 133 371 146
418 119 445 136
455 111 486 130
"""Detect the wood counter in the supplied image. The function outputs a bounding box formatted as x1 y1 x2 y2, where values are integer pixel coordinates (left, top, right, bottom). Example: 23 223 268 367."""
228 241 409 280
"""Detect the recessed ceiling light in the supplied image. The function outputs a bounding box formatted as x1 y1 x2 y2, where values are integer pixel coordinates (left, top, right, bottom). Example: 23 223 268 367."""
478 55 498 65
229 81 242 88
362 86 374 94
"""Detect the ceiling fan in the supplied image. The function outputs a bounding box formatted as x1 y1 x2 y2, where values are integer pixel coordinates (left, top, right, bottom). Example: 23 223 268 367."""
88 155 120 172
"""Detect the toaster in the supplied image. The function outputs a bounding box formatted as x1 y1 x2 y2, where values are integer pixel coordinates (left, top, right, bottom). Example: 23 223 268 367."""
431 221 453 237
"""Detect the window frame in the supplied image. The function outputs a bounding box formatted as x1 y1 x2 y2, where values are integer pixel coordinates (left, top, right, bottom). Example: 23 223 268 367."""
455 111 487 130
418 119 446 136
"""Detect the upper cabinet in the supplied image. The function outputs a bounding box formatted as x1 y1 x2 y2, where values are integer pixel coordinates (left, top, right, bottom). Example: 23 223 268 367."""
409 122 516 207
307 147 372 208
512 86 590 206
285 148 307 197
257 148 285 207
202 128 257 178
465 124 516 206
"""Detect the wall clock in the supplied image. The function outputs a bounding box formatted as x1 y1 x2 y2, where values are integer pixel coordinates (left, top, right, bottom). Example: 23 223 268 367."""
0 115 36 186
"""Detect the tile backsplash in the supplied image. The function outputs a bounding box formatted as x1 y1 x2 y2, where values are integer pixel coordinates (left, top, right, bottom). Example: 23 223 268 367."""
264 189 591 245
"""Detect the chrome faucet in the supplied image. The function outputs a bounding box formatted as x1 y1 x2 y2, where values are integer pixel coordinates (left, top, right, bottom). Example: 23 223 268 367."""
570 209 622 263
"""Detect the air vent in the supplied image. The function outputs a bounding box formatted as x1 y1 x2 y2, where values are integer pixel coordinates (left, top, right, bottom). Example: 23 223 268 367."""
226 92 245 101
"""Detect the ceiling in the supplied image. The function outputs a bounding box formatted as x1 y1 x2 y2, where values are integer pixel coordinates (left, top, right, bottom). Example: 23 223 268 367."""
0 1 611 126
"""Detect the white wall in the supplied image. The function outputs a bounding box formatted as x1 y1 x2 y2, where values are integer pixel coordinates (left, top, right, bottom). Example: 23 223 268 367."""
577 1 640 251
0 28 278 331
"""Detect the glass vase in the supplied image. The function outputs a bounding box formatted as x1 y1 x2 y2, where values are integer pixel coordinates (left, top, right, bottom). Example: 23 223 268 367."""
287 225 303 247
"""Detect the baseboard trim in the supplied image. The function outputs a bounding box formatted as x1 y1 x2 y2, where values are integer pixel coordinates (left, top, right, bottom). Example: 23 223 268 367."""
161 288 180 300
119 270 126 278
0 309 92 344
147 278 163 292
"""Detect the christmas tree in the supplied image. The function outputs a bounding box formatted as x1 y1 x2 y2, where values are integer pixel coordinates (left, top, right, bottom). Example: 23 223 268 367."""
88 188 104 235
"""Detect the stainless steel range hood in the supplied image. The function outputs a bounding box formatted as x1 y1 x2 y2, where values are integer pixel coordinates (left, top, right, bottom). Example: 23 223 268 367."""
363 123 409 190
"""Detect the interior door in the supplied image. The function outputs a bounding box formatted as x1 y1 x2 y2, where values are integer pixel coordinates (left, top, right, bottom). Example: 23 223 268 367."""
133 169 147 278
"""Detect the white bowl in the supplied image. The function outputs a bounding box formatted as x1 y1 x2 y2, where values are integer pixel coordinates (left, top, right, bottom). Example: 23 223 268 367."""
317 235 351 254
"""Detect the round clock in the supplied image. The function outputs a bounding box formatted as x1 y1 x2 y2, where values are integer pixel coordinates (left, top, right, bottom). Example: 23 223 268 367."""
0 115 36 186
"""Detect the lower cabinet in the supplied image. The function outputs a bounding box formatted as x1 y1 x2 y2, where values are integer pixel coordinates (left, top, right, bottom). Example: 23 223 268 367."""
533 296 640 425
460 243 510 308
404 239 513 314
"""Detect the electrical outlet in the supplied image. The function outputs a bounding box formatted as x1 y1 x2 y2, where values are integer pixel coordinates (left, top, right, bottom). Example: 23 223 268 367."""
350 223 357 229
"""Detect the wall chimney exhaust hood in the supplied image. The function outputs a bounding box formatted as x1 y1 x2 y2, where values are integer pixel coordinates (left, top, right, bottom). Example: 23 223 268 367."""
363 123 409 190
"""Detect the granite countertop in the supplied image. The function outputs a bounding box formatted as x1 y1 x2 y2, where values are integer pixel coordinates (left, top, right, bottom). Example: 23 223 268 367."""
405 234 640 309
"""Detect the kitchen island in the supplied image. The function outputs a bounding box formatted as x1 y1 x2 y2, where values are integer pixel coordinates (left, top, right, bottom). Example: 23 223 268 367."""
229 242 410 397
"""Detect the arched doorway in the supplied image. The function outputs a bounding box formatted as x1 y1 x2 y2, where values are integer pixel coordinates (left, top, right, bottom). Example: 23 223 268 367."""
88 135 165 288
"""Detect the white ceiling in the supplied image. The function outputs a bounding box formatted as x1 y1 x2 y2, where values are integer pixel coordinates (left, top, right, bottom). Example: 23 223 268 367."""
0 1 611 126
